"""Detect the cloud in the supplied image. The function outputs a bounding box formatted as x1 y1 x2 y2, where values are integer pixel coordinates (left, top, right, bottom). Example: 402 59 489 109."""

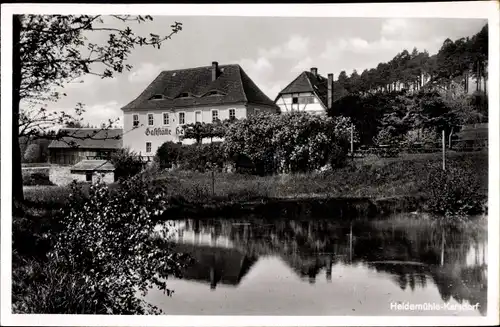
381 18 409 37
81 101 123 127
239 57 274 77
238 57 284 99
256 79 290 100
291 57 313 73
258 34 310 60
128 62 170 84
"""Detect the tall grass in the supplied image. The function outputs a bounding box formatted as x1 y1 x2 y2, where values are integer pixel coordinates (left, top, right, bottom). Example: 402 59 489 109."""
153 151 486 204
12 251 112 314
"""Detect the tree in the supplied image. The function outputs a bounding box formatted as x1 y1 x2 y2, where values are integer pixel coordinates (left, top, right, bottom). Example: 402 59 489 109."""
12 15 183 204
110 148 145 181
181 119 233 144
65 121 85 128
348 70 361 94
23 144 41 163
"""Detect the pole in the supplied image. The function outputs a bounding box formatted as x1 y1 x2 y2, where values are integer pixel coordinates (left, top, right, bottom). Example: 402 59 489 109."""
349 222 353 263
440 229 445 266
448 127 454 149
442 130 446 171
350 125 354 155
212 168 215 196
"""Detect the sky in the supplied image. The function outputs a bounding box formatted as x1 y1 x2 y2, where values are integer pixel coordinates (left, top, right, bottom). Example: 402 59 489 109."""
39 16 487 127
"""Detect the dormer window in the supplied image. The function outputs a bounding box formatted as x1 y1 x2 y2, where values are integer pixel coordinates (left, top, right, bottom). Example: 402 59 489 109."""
150 94 164 100
205 90 225 97
177 92 192 98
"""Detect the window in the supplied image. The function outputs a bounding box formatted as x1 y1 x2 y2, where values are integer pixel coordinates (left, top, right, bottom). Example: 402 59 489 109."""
229 108 236 120
254 108 261 114
150 94 164 100
292 97 299 104
163 112 170 125
178 92 192 98
179 112 185 125
206 90 225 96
85 172 93 182
133 114 139 127
146 142 152 153
212 110 219 123
148 113 154 126
298 96 315 104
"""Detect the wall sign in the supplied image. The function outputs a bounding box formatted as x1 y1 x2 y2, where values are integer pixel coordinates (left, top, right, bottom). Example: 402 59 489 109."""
145 127 184 136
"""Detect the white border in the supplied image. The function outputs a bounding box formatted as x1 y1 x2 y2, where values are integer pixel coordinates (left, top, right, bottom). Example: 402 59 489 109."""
1 2 499 326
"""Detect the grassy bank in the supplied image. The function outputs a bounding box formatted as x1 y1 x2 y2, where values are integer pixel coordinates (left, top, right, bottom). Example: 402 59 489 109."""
14 151 487 313
23 151 487 218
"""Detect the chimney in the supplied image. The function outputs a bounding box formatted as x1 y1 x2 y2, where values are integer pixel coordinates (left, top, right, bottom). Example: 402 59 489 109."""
212 61 219 81
328 73 334 111
310 67 318 77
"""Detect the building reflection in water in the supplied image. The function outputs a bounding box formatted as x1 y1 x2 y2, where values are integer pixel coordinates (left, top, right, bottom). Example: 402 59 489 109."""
161 216 487 315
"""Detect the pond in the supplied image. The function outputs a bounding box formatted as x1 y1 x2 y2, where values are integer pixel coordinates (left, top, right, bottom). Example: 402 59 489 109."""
145 214 488 316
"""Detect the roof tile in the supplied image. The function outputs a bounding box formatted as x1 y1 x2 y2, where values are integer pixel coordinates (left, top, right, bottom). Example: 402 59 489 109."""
121 64 277 111
48 128 123 149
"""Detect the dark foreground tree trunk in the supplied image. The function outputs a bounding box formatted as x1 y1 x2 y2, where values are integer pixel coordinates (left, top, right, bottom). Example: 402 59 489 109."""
13 15 24 208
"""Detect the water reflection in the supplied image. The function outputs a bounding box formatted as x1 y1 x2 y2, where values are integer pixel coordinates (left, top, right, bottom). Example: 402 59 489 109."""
148 215 487 316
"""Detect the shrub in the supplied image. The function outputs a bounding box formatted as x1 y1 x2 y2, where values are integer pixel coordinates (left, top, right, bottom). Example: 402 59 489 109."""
23 172 54 186
13 255 111 314
403 128 439 147
424 163 484 219
179 142 225 172
44 177 191 314
111 148 145 180
23 144 41 163
223 112 356 174
328 143 348 168
156 141 183 169
373 127 401 146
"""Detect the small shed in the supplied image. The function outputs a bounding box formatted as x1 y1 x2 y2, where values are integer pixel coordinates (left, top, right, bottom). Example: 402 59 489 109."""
70 159 116 184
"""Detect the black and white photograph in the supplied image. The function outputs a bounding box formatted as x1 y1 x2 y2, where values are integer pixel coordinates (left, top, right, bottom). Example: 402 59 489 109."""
1 2 499 326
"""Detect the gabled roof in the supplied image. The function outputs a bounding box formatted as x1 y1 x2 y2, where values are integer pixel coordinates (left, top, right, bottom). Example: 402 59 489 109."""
121 64 278 111
70 159 115 172
173 243 257 286
48 128 123 149
276 71 329 109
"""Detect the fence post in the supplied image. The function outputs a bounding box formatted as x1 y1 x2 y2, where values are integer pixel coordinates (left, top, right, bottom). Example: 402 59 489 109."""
448 127 454 149
350 125 354 155
442 130 446 171
212 167 215 196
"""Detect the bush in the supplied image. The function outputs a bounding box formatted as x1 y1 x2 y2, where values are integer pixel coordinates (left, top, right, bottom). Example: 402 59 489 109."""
111 148 145 180
24 144 41 163
403 128 439 147
23 172 54 186
328 143 348 168
13 255 111 314
373 127 401 146
223 112 356 174
424 163 484 219
39 177 192 314
156 141 183 169
179 142 225 172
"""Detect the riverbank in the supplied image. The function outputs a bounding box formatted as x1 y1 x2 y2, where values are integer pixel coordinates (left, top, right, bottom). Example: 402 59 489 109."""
14 151 487 314
22 150 487 220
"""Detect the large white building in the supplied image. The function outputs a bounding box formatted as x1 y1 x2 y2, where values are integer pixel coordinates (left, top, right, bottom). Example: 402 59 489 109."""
121 61 278 156
275 67 334 115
